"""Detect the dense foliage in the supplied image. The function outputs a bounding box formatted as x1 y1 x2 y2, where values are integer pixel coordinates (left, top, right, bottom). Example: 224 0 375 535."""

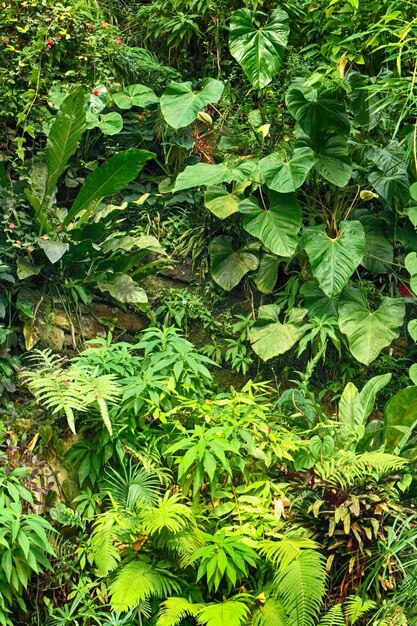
1 0 417 623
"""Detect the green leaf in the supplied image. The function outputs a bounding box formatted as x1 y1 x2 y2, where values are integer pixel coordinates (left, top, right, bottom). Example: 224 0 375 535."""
338 287 405 365
369 168 409 212
160 79 224 129
259 147 314 193
240 192 301 257
96 273 148 304
210 236 259 291
44 87 86 205
300 282 339 319
301 221 365 297
64 149 155 225
249 304 307 361
253 252 280 294
297 133 352 187
204 186 241 219
113 84 159 109
409 364 417 385
384 386 417 454
408 319 417 342
38 239 69 264
286 82 350 141
352 209 393 274
174 163 234 192
229 8 290 89
95 112 124 136
405 252 417 294
16 259 41 280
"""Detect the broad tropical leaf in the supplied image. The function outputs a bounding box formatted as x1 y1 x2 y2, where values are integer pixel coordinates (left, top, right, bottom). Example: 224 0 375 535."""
353 209 393 274
210 236 259 290
96 273 148 304
300 282 338 320
249 304 307 361
241 192 301 257
229 8 290 89
253 252 280 294
38 239 69 264
64 150 155 225
259 148 314 193
339 374 392 429
286 81 350 141
174 163 235 192
160 79 224 129
297 133 352 187
301 221 365 297
204 186 240 219
338 287 405 365
384 386 417 454
44 87 86 206
113 84 159 109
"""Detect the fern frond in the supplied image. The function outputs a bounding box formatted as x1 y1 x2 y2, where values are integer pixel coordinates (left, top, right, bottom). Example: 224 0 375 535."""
155 526 204 568
318 605 344 626
90 511 121 577
83 372 122 435
273 549 327 626
315 452 407 489
139 493 195 535
258 537 318 571
344 596 376 624
197 600 251 626
253 599 289 626
110 560 183 611
102 462 161 510
157 598 202 626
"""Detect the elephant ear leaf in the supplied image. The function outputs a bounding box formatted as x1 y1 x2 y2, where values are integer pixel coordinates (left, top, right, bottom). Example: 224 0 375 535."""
249 304 307 361
229 8 290 89
160 79 224 129
301 220 365 297
338 286 405 365
259 147 315 193
209 235 259 291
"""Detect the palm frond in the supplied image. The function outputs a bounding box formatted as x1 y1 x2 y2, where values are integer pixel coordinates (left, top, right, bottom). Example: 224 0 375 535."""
258 537 319 571
253 599 289 626
157 598 202 626
110 560 183 611
102 461 161 510
344 596 376 624
273 549 327 626
139 493 196 535
318 605 344 626
154 526 204 568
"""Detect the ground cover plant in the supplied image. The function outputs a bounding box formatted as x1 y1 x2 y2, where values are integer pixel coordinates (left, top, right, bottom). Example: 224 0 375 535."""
1 0 417 624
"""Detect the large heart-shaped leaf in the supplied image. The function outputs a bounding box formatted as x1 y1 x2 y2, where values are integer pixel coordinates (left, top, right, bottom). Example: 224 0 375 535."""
86 111 124 136
113 85 158 109
38 239 69 264
253 253 280 294
204 186 240 219
353 209 393 274
229 8 290 89
259 147 314 193
300 282 339 319
249 304 307 361
96 273 148 304
405 252 417 294
240 192 301 257
384 387 417 454
297 132 352 187
301 220 365 297
174 163 235 192
64 150 155 225
44 87 86 206
338 286 405 365
368 168 410 212
286 81 350 140
210 236 259 291
160 79 224 129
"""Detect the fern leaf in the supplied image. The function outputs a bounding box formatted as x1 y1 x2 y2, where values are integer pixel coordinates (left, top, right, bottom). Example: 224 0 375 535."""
110 560 182 611
253 599 289 626
139 493 195 535
157 598 202 626
90 512 121 577
273 550 327 626
197 600 250 626
344 596 376 624
315 452 407 489
258 537 318 571
318 605 344 626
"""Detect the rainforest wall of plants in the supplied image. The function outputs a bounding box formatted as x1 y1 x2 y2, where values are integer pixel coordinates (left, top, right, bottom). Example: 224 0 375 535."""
1 0 417 624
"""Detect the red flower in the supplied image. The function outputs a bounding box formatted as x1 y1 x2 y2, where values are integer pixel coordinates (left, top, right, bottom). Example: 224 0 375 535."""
47 39 54 46
16 240 21 245
8 223 15 230
116 37 122 45
93 89 100 96
89 24 95 31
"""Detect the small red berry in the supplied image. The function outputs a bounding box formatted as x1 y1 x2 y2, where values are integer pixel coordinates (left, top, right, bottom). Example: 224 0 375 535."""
89 24 95 31
116 37 122 45
8 223 15 229
3 41 8 47
47 44 52 49
93 89 100 96
26 248 33 255
47 39 54 46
